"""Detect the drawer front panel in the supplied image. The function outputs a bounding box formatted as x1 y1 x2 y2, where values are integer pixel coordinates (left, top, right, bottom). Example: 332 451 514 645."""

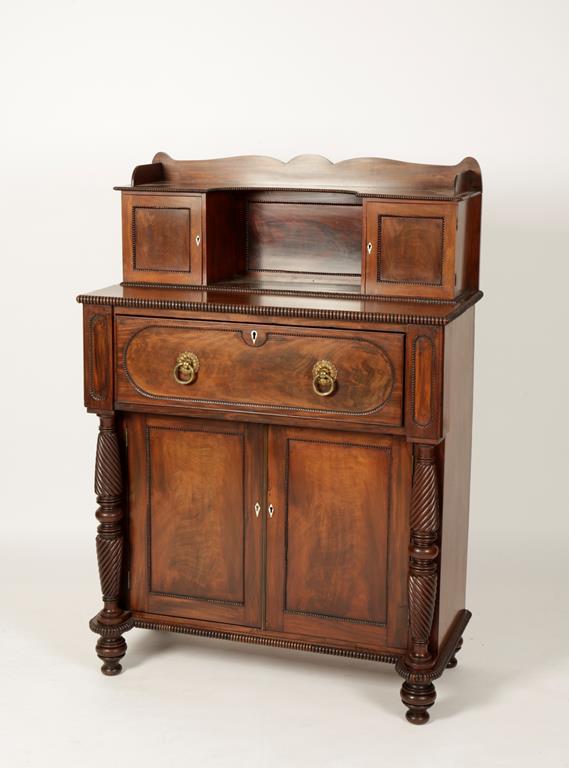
116 318 404 427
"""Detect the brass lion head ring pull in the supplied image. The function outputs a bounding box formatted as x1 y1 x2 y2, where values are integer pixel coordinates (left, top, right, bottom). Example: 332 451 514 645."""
173 351 200 385
312 360 337 397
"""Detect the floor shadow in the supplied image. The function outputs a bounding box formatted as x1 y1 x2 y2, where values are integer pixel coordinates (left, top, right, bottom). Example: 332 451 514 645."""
6 542 568 724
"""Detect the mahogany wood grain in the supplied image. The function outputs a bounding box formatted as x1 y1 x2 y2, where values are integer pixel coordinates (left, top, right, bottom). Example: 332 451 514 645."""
462 194 482 290
122 193 203 285
127 153 482 197
89 414 133 675
83 305 113 412
435 308 475 648
130 610 404 658
115 317 404 428
113 399 410 437
363 200 459 299
404 325 444 442
126 414 263 627
79 282 483 328
266 427 410 651
379 215 444 284
203 191 246 284
80 152 482 724
246 200 362 278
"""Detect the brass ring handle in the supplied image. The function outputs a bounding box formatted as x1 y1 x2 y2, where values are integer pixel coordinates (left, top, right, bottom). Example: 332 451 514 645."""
312 360 337 397
173 351 200 385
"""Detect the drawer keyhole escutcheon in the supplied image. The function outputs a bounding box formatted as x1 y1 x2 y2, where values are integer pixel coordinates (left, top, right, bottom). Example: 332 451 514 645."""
254 502 261 518
268 504 275 518
367 241 372 254
195 234 201 246
173 351 200 385
251 330 258 345
312 360 338 397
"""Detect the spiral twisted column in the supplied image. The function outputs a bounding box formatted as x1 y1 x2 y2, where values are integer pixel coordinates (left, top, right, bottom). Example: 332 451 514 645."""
407 443 440 666
89 414 133 675
399 443 440 724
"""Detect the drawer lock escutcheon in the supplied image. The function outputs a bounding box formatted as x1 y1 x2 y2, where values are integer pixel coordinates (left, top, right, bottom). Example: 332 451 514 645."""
173 351 200 385
312 360 338 397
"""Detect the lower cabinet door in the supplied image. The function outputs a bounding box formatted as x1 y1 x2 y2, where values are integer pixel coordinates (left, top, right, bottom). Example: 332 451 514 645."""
266 426 411 651
126 414 263 627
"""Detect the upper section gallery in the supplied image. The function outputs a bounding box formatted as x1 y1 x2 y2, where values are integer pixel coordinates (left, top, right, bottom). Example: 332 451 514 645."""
117 153 482 301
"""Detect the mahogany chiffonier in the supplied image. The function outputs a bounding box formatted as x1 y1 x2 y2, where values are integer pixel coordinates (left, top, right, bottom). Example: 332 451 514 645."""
78 153 483 724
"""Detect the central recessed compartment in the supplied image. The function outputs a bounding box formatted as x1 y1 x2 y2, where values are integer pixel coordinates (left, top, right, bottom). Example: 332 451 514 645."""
206 190 363 290
245 193 362 281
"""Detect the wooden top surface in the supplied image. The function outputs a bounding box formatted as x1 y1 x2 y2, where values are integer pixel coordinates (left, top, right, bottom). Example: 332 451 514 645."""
115 153 482 200
77 283 482 327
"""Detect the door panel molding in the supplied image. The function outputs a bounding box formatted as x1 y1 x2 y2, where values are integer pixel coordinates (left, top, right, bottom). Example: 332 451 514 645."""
266 426 410 651
126 413 263 627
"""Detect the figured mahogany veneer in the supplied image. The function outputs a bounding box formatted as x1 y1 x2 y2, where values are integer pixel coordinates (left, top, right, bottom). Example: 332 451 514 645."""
266 427 409 651
116 317 404 427
122 194 203 285
363 198 480 299
80 153 482 725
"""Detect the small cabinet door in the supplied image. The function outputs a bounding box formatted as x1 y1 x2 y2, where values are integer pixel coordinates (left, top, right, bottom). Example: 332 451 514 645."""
363 199 457 299
122 193 203 286
266 426 410 652
126 414 263 627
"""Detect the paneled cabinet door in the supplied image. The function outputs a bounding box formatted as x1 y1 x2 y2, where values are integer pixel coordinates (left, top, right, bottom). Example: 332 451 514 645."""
266 426 410 652
122 194 204 286
127 414 263 627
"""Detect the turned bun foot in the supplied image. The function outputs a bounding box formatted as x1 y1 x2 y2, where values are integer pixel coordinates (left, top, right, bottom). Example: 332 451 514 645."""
96 635 127 676
90 612 133 676
400 681 437 725
446 636 464 669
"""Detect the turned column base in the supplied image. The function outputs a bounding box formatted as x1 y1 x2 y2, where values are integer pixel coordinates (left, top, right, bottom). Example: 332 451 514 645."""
89 611 134 676
96 636 127 676
400 681 436 724
396 609 471 724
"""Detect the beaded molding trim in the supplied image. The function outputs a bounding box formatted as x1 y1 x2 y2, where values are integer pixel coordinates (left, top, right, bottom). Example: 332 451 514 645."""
132 206 192 274
120 280 461 305
115 185 464 202
89 614 134 637
376 215 445 287
122 324 396 418
133 618 400 664
77 291 483 326
87 312 109 402
144 424 246 606
409 334 436 428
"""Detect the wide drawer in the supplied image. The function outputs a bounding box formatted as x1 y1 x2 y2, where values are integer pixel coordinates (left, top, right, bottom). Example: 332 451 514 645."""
116 318 404 426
